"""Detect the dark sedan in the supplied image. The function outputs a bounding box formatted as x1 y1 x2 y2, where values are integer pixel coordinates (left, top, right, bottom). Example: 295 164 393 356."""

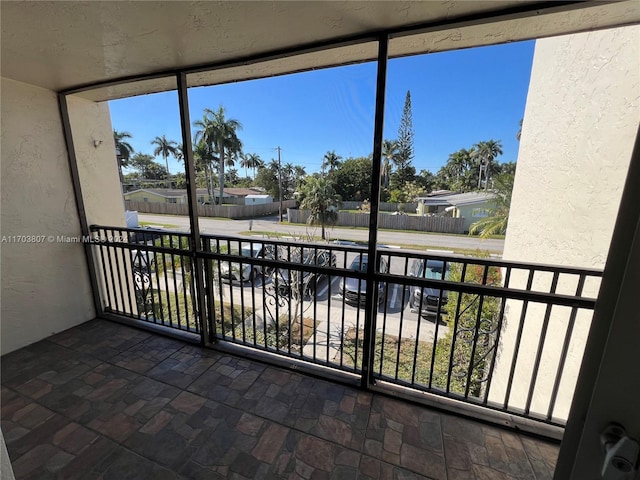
271 247 336 297
340 254 389 306
409 259 449 317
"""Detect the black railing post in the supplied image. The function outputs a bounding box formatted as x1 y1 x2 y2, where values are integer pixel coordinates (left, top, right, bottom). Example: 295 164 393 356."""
361 34 389 389
177 72 209 345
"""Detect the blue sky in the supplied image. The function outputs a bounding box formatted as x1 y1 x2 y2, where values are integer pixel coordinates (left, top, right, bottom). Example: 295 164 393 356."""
110 40 534 176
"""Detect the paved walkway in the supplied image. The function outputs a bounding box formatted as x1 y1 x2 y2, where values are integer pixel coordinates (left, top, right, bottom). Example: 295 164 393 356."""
1 319 558 479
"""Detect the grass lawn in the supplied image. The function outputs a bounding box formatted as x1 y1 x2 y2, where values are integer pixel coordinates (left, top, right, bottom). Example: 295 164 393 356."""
145 288 251 334
139 221 180 229
341 328 441 385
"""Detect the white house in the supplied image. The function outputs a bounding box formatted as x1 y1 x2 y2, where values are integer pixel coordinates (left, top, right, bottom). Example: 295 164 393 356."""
415 191 497 232
245 194 273 205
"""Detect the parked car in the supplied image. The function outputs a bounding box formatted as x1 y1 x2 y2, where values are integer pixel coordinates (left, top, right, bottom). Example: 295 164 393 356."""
340 254 389 306
409 259 449 317
220 243 270 284
271 247 337 297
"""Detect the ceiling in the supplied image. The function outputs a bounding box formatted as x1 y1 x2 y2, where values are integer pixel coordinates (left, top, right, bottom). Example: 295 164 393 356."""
1 1 639 101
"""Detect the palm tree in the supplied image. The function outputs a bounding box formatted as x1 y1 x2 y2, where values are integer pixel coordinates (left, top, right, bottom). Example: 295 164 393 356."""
321 150 342 174
444 148 475 192
239 153 251 178
194 106 242 204
175 143 185 162
113 130 134 186
472 140 503 190
240 153 264 180
298 176 342 240
151 135 179 188
192 141 216 201
469 173 513 237
381 140 399 189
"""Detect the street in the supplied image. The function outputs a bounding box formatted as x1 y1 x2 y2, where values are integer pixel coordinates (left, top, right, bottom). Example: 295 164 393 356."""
138 213 504 253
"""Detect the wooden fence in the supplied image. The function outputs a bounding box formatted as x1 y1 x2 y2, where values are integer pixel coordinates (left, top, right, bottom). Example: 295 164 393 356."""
287 209 465 234
126 199 297 219
340 201 418 213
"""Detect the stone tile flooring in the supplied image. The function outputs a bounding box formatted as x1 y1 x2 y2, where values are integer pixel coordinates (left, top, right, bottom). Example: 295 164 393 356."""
1 319 560 479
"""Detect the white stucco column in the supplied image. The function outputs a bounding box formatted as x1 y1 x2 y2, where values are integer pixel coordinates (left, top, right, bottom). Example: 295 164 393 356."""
488 25 640 422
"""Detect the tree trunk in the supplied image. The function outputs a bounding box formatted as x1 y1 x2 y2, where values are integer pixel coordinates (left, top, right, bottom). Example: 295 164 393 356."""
117 160 125 192
485 159 490 191
218 145 225 205
164 155 171 189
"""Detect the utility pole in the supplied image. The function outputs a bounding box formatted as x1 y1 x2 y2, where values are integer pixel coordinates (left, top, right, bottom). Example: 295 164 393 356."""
277 146 283 222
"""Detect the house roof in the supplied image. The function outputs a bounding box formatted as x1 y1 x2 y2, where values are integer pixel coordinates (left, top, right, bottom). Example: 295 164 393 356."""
124 188 227 198
417 192 496 207
224 188 262 197
245 194 272 199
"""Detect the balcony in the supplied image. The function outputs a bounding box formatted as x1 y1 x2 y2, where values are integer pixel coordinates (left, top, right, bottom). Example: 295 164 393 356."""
2 319 560 479
86 225 601 435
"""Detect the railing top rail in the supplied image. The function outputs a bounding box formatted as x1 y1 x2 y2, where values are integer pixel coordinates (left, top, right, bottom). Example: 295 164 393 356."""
380 249 603 277
90 224 192 238
200 232 370 254
381 272 597 309
90 224 603 278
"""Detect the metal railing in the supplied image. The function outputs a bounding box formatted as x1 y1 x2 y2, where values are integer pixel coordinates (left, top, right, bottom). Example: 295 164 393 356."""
90 225 602 432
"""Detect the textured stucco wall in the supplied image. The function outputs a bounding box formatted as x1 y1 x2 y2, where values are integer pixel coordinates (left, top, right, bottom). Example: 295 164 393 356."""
488 26 640 421
0 78 95 354
66 95 126 227
65 95 129 315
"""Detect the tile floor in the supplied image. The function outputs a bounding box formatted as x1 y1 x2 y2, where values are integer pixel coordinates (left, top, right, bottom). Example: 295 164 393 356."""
1 319 559 479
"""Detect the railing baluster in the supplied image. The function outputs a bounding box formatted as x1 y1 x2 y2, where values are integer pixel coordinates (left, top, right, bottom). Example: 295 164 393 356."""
377 255 392 378
504 269 536 409
179 246 190 331
354 254 363 371
525 271 560 414
216 239 226 338
260 250 268 350
464 265 490 398
446 263 468 394
483 266 512 404
250 241 258 348
227 240 237 342
312 255 319 362
428 259 448 389
161 234 175 327
151 236 165 326
96 233 113 311
239 242 247 345
118 228 136 318
338 253 347 367
111 229 127 316
546 274 585 420
204 239 216 338
170 236 182 329
395 256 409 381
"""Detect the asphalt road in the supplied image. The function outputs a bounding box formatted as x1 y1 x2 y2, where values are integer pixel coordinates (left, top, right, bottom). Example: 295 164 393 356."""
138 213 504 254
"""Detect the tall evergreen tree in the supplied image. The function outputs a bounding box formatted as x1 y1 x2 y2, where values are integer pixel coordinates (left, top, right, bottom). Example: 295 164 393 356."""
397 90 414 164
391 90 416 189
